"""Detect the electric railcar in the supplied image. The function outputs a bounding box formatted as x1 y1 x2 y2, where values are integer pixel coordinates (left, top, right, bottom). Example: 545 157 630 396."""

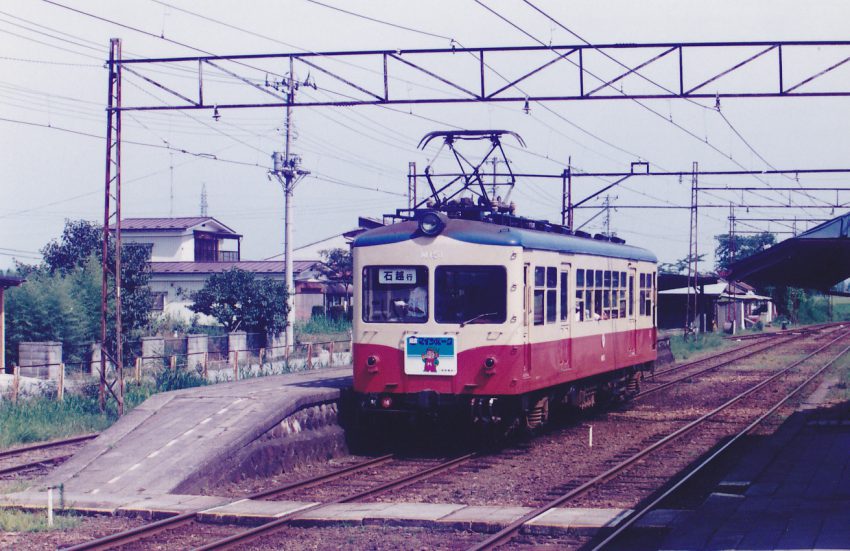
351 209 657 430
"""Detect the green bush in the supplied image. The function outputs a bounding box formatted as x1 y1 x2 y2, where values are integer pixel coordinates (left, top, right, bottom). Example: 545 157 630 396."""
153 366 207 392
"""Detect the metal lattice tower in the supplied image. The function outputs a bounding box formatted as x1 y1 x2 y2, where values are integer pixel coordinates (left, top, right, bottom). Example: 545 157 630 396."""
101 37 124 414
685 161 699 334
200 183 209 216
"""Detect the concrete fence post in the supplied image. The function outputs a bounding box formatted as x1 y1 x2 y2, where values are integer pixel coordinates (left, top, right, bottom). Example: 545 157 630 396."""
170 356 177 371
11 365 19 404
233 350 239 381
203 352 208 379
134 357 142 382
57 363 65 401
306 343 313 369
329 341 335 366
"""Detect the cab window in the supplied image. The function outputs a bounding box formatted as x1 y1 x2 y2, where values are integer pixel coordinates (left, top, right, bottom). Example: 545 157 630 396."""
362 266 428 323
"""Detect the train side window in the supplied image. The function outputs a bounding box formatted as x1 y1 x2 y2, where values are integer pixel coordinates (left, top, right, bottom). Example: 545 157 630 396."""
595 270 603 288
534 289 545 325
576 269 584 287
560 272 568 322
535 267 545 287
547 267 557 288
629 274 634 317
546 289 557 323
585 289 593 320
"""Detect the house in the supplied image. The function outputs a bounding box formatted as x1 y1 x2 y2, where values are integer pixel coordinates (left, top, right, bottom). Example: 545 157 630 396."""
120 217 334 322
121 217 241 262
657 276 774 333
147 260 329 322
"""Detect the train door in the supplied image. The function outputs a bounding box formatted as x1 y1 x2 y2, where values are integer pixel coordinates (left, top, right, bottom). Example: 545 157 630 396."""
628 266 638 355
559 262 571 370
523 263 532 377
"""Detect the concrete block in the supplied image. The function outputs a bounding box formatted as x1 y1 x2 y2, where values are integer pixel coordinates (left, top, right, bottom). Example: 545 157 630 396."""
198 499 316 525
437 505 532 532
18 341 62 379
141 337 165 370
296 502 394 522
632 509 687 530
362 502 466 527
119 494 230 520
525 507 631 536
228 331 247 365
186 334 208 371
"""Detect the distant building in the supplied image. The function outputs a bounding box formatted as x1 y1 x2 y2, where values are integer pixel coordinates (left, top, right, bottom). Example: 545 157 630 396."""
120 217 342 322
657 274 774 333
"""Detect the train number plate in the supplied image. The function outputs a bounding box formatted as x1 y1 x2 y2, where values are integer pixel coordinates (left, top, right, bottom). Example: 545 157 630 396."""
404 335 457 376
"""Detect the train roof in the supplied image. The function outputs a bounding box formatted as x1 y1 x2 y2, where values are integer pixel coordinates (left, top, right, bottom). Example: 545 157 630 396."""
352 218 657 263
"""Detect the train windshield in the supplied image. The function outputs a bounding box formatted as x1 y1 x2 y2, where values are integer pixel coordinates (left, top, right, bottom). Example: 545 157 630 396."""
435 266 507 325
362 266 429 323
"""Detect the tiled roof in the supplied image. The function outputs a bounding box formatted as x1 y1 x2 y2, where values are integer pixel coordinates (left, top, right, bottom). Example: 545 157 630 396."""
150 260 319 275
120 217 237 233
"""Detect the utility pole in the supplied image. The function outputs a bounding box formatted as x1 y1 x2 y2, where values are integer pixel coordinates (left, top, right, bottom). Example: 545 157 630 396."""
270 69 311 354
685 161 699 337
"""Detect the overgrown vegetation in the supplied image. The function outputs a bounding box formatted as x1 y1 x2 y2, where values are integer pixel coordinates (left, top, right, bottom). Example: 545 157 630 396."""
669 332 728 361
0 366 207 449
0 509 80 532
5 219 152 367
0 395 112 448
296 315 351 337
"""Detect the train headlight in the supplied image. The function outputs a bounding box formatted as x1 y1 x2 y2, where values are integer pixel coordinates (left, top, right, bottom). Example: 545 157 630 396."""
418 212 445 236
380 396 393 409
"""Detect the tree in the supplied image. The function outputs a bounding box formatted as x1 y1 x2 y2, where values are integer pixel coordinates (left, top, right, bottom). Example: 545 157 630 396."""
715 232 776 273
319 248 352 287
658 253 706 275
189 268 289 334
5 219 153 367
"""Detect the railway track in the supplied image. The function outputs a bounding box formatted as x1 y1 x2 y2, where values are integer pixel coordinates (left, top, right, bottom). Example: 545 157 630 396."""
0 433 98 479
466 326 850 550
65 452 477 550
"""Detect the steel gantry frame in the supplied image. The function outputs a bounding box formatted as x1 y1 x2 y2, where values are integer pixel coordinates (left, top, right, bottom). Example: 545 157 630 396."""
102 39 850 412
109 41 850 112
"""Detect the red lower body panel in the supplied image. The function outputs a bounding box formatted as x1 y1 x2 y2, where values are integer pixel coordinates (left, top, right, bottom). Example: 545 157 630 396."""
353 328 656 397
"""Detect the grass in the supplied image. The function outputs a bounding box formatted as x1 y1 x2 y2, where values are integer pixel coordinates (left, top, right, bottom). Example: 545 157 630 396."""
0 396 113 449
295 316 351 343
0 509 79 532
0 368 207 450
669 332 728 361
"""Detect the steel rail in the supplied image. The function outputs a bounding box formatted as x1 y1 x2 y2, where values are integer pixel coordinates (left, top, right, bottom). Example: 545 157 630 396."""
592 339 850 550
0 433 98 460
467 328 850 550
194 453 478 551
64 453 394 551
0 455 70 476
640 335 803 398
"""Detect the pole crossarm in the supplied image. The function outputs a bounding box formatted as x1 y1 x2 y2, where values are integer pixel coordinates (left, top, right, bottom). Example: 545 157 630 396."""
112 41 850 111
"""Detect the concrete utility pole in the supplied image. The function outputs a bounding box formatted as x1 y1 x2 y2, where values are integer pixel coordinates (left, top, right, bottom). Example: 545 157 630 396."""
270 71 311 353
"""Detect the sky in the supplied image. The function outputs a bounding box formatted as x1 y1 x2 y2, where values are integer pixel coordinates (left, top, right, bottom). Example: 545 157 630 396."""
1 0 850 272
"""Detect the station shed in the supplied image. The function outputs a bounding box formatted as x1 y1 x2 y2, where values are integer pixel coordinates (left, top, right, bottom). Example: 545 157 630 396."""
728 212 850 289
658 278 773 333
0 275 25 372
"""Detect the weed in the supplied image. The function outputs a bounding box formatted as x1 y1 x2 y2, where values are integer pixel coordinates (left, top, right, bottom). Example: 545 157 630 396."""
0 509 80 532
669 332 727 361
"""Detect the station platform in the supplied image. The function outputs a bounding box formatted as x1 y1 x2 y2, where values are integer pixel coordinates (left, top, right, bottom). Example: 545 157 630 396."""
654 377 850 550
37 367 352 497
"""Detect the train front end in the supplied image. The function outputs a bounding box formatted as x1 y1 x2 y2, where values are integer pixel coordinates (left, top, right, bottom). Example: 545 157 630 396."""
351 213 524 425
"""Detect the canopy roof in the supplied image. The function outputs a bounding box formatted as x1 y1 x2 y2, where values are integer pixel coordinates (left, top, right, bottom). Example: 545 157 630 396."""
727 212 850 289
